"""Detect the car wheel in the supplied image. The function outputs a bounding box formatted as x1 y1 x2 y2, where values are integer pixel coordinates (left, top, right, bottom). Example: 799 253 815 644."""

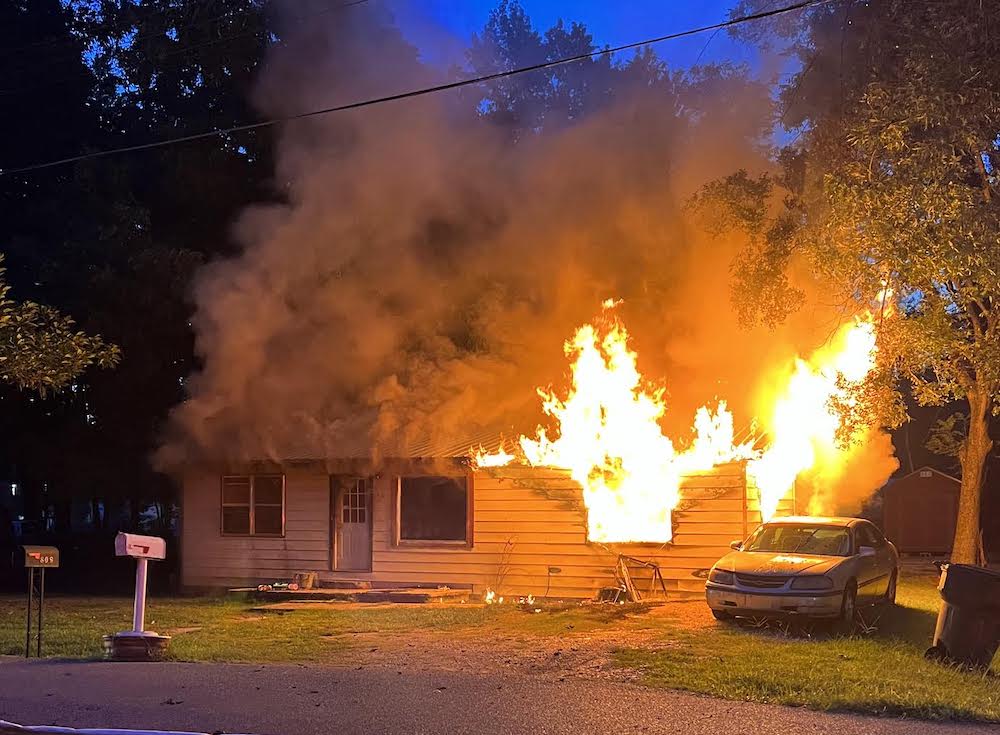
711 609 732 621
834 582 858 635
884 569 897 606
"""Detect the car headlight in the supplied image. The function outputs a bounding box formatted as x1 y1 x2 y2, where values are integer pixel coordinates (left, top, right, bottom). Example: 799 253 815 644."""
709 569 735 585
790 575 834 590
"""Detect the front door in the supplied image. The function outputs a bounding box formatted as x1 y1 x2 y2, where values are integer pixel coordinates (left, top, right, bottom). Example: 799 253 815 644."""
332 477 372 572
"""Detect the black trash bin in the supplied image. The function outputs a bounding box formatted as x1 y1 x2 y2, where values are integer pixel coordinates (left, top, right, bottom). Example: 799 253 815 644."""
925 563 1000 668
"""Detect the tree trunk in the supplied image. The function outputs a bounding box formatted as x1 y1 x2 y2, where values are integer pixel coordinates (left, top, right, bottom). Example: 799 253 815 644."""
953 391 992 564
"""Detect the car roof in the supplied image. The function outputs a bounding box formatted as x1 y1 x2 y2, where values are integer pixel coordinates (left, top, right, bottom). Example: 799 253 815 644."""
763 515 861 528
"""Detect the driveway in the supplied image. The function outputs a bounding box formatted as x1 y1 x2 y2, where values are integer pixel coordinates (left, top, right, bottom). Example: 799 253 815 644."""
0 658 993 735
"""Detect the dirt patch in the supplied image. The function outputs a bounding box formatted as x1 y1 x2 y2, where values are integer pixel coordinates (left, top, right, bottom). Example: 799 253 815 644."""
330 599 714 683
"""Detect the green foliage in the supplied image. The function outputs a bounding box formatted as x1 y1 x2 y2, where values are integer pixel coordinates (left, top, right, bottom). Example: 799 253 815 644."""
694 0 1000 424
694 0 1000 561
926 412 968 460
0 255 119 393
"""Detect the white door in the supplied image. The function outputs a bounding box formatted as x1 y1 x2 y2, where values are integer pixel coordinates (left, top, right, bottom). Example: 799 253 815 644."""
333 477 372 572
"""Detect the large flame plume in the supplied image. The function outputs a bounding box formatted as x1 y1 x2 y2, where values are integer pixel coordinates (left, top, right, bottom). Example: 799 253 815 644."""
476 301 887 544
747 317 880 521
476 304 755 543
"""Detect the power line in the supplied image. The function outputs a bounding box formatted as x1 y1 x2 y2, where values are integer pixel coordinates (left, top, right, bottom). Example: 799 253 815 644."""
1 0 835 177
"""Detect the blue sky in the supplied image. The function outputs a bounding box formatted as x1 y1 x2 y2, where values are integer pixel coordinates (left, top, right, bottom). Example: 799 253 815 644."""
392 1 761 71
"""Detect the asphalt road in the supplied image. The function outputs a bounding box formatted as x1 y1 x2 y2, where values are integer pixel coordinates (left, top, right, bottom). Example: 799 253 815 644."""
0 658 994 735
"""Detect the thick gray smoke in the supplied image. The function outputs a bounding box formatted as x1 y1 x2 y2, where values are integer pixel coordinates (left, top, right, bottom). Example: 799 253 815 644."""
159 2 896 510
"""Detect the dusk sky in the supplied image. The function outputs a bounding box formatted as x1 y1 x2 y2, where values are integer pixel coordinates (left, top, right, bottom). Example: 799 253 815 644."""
393 0 764 71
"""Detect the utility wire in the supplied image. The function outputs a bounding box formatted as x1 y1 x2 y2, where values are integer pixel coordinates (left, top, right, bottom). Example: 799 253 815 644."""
1 0 835 177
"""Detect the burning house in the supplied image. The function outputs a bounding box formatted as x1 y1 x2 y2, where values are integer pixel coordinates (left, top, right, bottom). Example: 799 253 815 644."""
176 307 882 597
167 8 899 597
179 458 792 598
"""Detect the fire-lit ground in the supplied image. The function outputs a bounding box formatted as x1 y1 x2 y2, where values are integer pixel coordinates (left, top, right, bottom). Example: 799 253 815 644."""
1 573 998 723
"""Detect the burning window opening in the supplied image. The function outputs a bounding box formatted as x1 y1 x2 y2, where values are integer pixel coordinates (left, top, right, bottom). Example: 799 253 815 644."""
475 300 887 544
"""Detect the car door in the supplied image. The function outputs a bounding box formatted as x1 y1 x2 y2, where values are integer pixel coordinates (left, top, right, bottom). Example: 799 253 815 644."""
854 523 884 601
869 523 895 595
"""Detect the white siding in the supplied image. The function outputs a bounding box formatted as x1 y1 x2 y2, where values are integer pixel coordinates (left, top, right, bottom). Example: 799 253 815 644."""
181 469 329 588
182 462 794 598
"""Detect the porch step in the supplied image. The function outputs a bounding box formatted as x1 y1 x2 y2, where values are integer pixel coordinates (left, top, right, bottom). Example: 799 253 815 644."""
317 578 372 590
241 586 472 605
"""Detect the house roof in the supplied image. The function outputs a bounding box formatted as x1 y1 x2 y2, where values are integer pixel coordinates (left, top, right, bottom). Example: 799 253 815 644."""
259 423 522 464
399 427 516 459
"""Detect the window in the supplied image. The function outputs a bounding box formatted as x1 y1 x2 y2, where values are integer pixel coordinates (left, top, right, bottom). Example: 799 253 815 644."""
221 475 285 536
745 524 851 557
855 523 883 549
395 475 471 546
342 479 368 524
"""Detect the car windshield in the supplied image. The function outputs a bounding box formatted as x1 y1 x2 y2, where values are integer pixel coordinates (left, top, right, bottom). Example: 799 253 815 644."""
744 524 851 557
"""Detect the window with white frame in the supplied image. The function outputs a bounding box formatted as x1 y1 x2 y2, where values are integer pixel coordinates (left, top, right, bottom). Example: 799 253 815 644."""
221 475 285 536
395 475 471 545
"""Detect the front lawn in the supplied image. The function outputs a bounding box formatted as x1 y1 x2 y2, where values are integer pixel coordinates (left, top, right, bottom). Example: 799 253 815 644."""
0 574 997 722
617 576 1000 720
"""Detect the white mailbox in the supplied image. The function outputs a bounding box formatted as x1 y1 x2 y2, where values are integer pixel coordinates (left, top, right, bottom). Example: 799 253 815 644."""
113 532 167 643
115 532 166 560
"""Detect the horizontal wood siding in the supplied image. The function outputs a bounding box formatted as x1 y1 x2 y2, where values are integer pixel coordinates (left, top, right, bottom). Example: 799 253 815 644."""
182 461 798 597
182 470 330 588
328 462 792 599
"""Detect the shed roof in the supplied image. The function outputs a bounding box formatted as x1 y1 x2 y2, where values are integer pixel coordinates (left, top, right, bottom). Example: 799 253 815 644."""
895 466 960 485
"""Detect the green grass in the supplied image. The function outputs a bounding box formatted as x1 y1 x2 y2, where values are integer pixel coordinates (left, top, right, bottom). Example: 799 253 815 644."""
0 594 621 662
616 577 1000 721
1 577 998 722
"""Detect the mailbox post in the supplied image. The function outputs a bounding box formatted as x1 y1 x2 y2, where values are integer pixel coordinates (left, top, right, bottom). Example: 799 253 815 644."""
23 546 59 658
104 532 170 661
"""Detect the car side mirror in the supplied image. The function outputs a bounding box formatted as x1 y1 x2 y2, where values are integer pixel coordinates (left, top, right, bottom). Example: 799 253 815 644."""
859 545 876 557
729 540 742 551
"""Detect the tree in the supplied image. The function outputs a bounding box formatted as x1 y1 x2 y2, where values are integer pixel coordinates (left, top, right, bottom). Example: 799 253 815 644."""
0 0 273 535
695 0 1000 563
0 255 119 392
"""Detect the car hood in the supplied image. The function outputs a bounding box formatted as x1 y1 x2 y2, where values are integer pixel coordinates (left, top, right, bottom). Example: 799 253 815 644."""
715 551 844 576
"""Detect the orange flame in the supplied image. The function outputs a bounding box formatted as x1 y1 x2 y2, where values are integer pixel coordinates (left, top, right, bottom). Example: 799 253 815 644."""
475 300 886 543
476 307 753 543
748 317 879 521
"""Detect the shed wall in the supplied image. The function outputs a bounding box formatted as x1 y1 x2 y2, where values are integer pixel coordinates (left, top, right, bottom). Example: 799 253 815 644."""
883 469 959 553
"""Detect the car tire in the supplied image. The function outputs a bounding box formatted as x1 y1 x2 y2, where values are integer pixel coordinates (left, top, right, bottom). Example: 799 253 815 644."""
711 609 732 621
884 569 897 606
834 582 858 635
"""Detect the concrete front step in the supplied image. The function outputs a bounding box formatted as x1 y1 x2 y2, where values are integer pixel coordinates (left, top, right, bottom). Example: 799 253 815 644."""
316 578 372 590
236 586 473 605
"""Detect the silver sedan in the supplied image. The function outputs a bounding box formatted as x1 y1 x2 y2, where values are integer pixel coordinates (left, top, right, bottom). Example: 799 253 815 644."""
705 516 899 627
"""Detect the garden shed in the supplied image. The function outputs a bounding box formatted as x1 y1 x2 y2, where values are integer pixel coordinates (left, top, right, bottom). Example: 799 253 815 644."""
882 466 960 554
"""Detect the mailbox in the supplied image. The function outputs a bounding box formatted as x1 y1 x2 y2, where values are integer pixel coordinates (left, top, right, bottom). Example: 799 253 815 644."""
107 532 170 660
23 546 59 568
22 546 58 657
114 533 166 560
